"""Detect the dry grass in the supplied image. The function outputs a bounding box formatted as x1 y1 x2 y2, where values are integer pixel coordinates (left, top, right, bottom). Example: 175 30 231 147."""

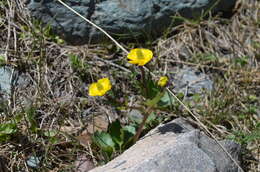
0 0 259 171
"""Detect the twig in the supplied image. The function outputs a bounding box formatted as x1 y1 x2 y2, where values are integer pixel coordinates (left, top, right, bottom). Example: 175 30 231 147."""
93 56 131 73
56 0 128 54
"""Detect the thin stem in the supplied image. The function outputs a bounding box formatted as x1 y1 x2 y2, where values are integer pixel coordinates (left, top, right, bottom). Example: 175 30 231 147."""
132 107 153 143
140 66 148 98
56 0 129 54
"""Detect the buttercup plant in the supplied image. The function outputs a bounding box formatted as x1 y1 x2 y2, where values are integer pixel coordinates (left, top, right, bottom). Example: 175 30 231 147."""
126 48 167 143
88 48 163 144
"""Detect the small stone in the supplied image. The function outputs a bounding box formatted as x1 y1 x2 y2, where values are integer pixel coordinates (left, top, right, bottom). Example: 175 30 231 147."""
0 67 28 96
128 109 143 123
27 156 41 168
74 155 95 172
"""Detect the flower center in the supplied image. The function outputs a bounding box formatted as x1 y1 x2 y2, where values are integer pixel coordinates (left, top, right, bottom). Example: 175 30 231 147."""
97 83 104 91
136 50 145 59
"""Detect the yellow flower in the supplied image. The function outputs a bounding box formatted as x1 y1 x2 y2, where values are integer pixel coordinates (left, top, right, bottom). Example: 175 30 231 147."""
127 48 153 66
158 76 168 87
89 78 112 96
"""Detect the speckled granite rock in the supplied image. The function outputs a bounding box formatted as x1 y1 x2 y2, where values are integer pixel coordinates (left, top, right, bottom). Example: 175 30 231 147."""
89 118 242 172
26 0 237 45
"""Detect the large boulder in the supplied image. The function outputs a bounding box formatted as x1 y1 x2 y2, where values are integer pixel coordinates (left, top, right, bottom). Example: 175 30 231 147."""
26 0 237 45
89 118 242 172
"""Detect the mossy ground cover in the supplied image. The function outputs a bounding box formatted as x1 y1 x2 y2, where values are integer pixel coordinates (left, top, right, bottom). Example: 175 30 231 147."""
0 0 259 171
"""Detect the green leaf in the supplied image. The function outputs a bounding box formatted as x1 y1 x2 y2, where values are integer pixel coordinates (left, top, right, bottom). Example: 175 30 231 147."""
139 76 160 99
146 112 157 124
0 123 17 135
0 122 17 142
92 131 115 158
192 93 202 102
145 79 160 99
142 112 162 130
14 114 23 123
157 91 175 108
145 91 165 107
248 95 257 102
0 55 6 66
43 130 59 144
108 120 123 147
234 56 249 67
43 130 58 137
121 125 136 149
201 54 218 62
122 126 136 136
69 54 81 69
26 107 38 133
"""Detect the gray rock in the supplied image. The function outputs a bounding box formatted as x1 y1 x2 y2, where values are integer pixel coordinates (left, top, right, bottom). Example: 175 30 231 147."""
26 0 237 45
0 67 27 95
173 66 213 96
0 67 13 95
128 109 143 123
0 67 28 114
89 118 242 172
26 155 42 168
26 0 94 45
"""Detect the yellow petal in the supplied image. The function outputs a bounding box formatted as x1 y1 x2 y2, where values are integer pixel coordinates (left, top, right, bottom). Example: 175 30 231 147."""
128 60 138 65
98 78 112 91
89 78 112 96
138 59 148 66
127 48 153 66
158 76 168 87
89 83 99 96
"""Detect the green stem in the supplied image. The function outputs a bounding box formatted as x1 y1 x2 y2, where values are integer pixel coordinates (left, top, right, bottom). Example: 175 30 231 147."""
140 67 148 98
132 107 153 143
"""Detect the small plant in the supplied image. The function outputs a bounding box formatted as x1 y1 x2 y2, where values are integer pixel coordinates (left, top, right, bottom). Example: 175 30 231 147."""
227 122 260 145
0 55 6 66
91 119 136 162
69 54 90 80
88 48 175 161
0 122 17 142
234 56 249 67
